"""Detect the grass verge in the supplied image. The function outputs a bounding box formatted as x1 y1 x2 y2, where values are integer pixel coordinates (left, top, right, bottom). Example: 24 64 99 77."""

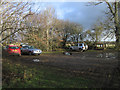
2 58 96 88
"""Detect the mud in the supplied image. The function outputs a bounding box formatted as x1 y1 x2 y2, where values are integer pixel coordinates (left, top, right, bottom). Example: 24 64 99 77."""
2 50 120 88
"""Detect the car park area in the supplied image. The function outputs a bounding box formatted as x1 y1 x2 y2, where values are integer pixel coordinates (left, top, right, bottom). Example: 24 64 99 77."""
2 49 120 88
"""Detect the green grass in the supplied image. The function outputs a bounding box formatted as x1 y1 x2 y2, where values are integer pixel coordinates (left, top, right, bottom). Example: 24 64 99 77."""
2 58 96 88
86 48 117 52
42 51 64 54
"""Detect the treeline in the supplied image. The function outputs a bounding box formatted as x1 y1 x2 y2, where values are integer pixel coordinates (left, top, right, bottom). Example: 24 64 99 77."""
0 2 120 51
0 2 84 51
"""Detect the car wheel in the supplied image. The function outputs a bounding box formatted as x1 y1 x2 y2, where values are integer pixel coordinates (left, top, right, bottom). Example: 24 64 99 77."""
29 52 32 55
34 54 38 56
70 48 72 51
21 51 23 55
18 54 21 56
79 48 82 51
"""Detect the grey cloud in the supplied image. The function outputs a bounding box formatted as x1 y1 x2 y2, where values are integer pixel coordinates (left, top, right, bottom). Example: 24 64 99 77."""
40 2 108 29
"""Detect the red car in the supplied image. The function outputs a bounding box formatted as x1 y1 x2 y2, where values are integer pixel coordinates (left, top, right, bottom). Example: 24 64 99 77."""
6 45 21 56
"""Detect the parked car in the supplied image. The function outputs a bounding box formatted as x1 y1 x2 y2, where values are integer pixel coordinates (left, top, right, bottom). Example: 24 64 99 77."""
21 45 42 55
69 43 88 51
94 43 105 50
5 45 21 56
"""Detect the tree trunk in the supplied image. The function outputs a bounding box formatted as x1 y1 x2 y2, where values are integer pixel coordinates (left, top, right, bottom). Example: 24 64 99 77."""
115 2 120 50
51 27 54 51
62 34 68 48
46 29 49 51
115 25 120 50
63 37 67 48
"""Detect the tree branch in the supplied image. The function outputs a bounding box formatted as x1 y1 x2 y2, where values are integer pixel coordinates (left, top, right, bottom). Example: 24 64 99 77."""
0 27 14 35
105 0 115 16
95 2 103 5
23 13 34 19
1 28 25 42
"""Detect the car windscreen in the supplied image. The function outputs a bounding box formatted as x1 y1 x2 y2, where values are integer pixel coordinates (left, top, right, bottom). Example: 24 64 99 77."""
9 47 19 49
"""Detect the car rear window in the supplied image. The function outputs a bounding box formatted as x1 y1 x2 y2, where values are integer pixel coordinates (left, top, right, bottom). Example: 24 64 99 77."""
9 47 19 49
79 44 83 46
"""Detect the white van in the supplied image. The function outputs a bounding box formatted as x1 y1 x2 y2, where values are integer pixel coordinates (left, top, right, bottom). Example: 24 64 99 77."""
69 43 88 51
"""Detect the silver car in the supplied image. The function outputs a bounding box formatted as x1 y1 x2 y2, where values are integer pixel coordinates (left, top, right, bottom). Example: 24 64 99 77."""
69 43 88 51
21 45 42 55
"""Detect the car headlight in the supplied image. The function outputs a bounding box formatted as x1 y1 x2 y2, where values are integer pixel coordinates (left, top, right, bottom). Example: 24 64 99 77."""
33 50 42 53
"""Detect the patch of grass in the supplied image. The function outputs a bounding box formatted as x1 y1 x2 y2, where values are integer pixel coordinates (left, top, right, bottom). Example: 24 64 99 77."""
86 50 103 52
2 58 96 88
87 49 117 53
42 51 65 54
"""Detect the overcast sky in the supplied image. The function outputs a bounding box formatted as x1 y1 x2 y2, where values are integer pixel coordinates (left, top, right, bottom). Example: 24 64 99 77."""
32 2 108 30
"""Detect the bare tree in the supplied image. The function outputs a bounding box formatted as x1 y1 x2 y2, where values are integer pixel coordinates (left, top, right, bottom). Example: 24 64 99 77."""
93 1 120 50
23 7 59 51
0 1 34 44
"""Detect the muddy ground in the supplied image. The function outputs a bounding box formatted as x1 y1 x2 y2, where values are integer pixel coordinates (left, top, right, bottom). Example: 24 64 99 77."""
2 50 120 88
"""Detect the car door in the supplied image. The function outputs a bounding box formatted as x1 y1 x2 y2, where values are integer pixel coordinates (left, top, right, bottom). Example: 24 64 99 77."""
78 43 83 50
73 43 79 50
25 47 30 54
21 46 29 54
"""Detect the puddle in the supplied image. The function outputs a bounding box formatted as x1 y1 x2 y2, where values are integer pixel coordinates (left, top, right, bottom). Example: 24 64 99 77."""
96 53 118 60
33 59 40 62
